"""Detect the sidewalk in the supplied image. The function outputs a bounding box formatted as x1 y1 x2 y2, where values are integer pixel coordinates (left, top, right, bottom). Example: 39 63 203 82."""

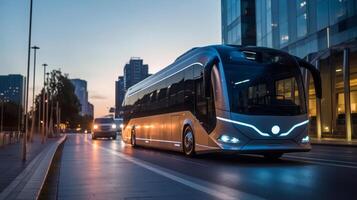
0 134 52 193
311 137 357 147
0 134 66 200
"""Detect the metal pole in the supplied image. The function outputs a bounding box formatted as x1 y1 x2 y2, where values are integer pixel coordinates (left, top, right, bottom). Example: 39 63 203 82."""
0 97 3 133
38 95 41 135
23 0 33 161
58 108 61 134
315 60 322 140
18 97 21 132
56 101 59 135
30 46 39 142
41 63 47 144
46 72 49 139
21 77 26 133
49 96 53 137
343 48 352 141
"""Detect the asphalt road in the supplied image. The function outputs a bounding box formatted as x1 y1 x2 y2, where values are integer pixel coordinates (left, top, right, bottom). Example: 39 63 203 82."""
47 134 357 200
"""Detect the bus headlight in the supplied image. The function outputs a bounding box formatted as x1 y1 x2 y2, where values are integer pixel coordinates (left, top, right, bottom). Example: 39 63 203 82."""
112 124 117 129
301 136 309 143
218 134 240 144
120 124 124 129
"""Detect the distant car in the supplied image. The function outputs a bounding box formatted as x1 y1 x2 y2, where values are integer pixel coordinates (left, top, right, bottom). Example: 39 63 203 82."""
92 117 117 140
114 118 123 134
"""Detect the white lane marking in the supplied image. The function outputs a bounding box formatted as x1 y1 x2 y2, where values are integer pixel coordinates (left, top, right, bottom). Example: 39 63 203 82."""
298 151 357 159
86 140 264 200
284 155 357 169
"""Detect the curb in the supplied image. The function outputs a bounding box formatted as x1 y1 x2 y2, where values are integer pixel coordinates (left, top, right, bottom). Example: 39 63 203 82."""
0 135 67 200
311 141 357 148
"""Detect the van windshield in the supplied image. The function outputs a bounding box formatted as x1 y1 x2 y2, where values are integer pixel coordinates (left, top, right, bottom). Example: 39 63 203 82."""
94 118 114 124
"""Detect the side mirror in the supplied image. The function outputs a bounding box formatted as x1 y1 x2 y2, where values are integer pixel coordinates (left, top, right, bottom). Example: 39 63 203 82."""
203 57 218 98
295 57 322 99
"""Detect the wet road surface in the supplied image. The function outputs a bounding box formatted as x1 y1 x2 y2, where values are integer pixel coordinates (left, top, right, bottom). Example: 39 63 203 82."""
49 134 357 200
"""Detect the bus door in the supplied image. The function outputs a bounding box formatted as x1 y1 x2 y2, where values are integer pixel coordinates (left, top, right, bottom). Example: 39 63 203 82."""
194 64 215 133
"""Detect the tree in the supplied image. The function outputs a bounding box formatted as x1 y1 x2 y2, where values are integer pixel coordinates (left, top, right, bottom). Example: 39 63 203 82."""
35 70 81 130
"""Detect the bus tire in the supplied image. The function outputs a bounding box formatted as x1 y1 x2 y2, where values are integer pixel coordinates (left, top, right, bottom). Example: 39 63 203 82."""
183 126 195 157
131 129 137 147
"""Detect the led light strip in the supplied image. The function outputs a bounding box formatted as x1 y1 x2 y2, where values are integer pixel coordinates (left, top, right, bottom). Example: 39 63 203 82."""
136 137 181 145
128 62 203 97
216 117 270 137
278 120 309 136
216 117 309 137
196 144 219 149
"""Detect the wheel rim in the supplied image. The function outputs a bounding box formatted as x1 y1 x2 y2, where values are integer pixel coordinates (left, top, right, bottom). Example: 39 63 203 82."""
184 130 194 154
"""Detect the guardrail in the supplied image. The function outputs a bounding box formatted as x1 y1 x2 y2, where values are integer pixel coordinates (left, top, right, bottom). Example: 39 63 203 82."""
0 131 22 148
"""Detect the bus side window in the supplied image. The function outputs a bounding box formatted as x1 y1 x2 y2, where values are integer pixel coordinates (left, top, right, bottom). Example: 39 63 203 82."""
194 64 202 78
184 66 194 113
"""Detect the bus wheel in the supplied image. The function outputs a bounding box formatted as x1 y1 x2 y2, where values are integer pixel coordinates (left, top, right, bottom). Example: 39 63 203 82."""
183 126 195 157
131 129 136 147
264 153 283 160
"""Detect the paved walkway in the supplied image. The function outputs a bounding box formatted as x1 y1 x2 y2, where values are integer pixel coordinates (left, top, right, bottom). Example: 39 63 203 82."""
311 137 357 147
0 134 55 193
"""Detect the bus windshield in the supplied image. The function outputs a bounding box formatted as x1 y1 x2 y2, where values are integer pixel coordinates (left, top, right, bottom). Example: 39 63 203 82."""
225 63 306 116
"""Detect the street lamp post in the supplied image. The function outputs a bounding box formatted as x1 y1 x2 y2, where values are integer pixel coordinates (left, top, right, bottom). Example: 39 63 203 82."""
41 63 47 144
45 72 50 139
23 0 34 161
38 93 41 137
30 45 40 142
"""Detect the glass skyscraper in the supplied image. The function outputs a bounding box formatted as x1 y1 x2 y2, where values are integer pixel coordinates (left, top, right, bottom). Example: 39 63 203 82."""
221 0 357 141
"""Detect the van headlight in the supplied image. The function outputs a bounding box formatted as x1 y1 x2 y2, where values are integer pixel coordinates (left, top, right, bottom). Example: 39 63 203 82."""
301 135 309 144
218 134 240 144
112 124 117 129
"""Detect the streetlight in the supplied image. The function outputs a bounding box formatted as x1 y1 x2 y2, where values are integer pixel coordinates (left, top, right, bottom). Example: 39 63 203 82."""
23 0 34 161
41 63 47 144
45 72 50 139
30 45 40 142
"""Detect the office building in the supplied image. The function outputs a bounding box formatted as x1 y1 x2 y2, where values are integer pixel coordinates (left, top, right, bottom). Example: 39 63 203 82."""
124 57 149 90
115 58 149 117
115 76 125 117
88 103 94 118
0 74 24 105
221 0 357 140
70 79 93 117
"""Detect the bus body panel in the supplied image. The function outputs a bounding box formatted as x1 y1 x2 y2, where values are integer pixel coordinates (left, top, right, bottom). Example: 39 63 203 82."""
122 111 220 153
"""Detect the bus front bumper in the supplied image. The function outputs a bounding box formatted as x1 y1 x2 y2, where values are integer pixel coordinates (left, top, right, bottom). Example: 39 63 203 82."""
197 139 311 154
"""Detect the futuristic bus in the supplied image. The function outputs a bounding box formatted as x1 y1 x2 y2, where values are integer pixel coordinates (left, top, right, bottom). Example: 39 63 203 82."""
121 45 321 158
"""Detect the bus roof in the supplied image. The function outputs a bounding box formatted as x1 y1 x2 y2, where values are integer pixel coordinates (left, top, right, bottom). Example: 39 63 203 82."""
125 45 296 97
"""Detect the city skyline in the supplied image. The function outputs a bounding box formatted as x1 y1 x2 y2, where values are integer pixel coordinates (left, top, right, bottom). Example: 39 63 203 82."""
0 0 221 117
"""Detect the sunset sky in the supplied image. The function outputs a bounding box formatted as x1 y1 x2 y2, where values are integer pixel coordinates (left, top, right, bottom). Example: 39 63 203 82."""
0 0 221 117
